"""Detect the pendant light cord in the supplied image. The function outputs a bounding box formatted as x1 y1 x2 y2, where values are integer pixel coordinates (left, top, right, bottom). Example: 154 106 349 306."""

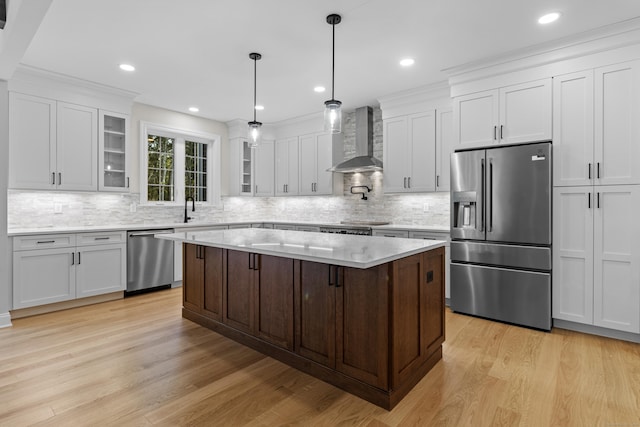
331 21 335 101
253 56 257 122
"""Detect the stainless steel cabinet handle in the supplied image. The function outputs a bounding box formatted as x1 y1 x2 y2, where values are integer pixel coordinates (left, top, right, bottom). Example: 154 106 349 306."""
77 252 81 265
71 253 75 265
52 172 56 185
126 177 130 188
94 237 110 241
588 193 591 209
436 175 440 187
493 126 497 140
588 163 592 180
403 177 407 188
408 177 411 188
597 162 600 179
58 173 62 185
597 192 600 208
37 240 55 244
500 125 504 140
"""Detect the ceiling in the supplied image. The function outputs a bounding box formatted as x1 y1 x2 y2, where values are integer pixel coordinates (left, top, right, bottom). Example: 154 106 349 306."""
18 0 640 124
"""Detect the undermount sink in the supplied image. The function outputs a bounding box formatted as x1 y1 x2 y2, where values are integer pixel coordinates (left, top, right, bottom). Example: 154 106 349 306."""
340 220 390 226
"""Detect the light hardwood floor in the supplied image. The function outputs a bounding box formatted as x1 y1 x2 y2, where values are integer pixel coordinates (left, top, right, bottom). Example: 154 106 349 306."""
1 287 638 426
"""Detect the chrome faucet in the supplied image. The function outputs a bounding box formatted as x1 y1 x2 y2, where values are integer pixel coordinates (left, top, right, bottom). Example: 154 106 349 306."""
184 197 195 223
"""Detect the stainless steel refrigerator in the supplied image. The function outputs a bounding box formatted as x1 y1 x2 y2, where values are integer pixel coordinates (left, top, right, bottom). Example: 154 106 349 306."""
450 141 552 330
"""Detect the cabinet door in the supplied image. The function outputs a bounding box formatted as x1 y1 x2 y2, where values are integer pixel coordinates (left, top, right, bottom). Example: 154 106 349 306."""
499 78 552 144
552 187 594 324
99 111 129 192
299 134 317 195
594 61 640 185
336 264 388 389
382 116 409 193
253 140 274 196
75 244 126 297
223 250 255 333
435 108 453 192
203 247 223 321
408 111 436 192
593 186 640 333
254 254 294 350
56 102 98 191
553 71 594 187
275 137 299 196
9 93 57 190
453 89 499 148
13 248 75 309
314 133 334 195
182 243 203 313
295 261 335 367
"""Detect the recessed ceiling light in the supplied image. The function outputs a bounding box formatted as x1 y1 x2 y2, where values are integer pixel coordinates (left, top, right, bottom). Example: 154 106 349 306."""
538 12 560 24
314 86 326 93
255 105 264 111
119 63 135 72
400 58 415 67
188 107 199 113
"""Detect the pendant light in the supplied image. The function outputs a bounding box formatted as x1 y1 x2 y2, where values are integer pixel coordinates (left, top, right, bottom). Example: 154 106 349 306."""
324 14 342 134
248 52 262 148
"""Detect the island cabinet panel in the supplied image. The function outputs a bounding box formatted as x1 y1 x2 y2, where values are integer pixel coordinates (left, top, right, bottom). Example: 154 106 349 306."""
182 244 204 313
336 264 389 390
182 244 223 321
254 254 295 350
294 261 336 367
223 250 255 334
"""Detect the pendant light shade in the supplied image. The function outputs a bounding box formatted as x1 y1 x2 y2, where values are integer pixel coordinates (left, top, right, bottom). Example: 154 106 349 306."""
247 52 262 148
324 14 342 134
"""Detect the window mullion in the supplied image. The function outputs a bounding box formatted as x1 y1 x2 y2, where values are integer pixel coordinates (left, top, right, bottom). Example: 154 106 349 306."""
175 138 186 203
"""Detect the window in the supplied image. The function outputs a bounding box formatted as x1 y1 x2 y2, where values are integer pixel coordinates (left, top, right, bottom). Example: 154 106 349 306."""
140 122 220 205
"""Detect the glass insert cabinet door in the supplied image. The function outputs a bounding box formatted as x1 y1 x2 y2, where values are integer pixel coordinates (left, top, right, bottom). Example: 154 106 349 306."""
241 140 252 195
99 111 129 192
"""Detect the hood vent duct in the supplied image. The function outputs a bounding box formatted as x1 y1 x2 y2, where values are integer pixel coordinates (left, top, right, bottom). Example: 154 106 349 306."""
328 106 383 173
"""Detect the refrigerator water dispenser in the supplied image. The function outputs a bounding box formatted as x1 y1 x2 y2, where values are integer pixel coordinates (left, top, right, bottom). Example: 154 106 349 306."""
452 191 477 229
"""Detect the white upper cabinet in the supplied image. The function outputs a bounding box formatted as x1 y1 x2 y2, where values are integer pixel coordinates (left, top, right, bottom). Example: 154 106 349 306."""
552 70 595 187
594 60 640 186
254 140 275 197
553 61 640 187
99 111 130 192
435 108 453 192
275 137 299 196
453 78 552 149
56 102 98 191
9 92 57 190
383 111 436 193
299 132 333 195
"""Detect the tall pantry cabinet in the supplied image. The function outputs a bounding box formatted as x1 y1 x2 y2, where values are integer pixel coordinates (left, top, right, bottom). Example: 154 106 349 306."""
552 60 640 334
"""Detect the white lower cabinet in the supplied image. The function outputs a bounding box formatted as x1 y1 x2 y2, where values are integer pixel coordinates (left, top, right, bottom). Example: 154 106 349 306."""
13 232 126 309
553 186 640 333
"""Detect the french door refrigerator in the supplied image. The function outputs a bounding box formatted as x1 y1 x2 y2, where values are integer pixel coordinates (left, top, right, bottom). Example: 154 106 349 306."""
450 141 552 330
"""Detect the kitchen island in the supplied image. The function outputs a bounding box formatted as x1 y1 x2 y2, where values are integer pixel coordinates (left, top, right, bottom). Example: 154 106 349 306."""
157 228 446 410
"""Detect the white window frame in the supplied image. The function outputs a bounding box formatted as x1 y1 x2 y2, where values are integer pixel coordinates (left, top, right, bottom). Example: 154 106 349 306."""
139 121 221 206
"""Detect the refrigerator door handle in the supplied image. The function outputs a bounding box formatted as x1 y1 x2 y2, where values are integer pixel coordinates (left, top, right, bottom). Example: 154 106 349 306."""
488 159 493 232
480 158 485 232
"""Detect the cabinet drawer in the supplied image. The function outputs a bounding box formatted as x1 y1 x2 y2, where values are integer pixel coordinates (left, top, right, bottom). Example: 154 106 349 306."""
372 229 409 238
77 231 126 246
408 231 450 244
13 234 76 251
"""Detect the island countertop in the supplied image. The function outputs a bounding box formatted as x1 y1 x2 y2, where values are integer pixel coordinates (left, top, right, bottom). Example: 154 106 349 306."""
156 228 445 269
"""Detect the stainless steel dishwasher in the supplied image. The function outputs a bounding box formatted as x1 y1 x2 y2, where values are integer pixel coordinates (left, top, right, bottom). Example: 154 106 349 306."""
126 229 175 294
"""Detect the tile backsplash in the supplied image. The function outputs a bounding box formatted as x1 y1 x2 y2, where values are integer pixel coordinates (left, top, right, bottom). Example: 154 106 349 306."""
7 188 450 230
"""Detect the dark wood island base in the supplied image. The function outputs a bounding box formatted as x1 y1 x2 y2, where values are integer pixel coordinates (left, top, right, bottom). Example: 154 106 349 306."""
181 243 445 410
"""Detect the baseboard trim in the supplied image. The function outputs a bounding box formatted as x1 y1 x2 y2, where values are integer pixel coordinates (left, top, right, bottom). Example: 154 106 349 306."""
0 312 12 328
10 292 124 319
554 319 640 344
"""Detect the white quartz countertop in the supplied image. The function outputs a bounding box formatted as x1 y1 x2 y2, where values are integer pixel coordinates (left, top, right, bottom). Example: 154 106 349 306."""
156 228 445 269
8 221 450 236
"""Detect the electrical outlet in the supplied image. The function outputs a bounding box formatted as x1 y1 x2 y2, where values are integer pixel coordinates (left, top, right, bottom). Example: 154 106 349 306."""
423 203 430 212
54 203 63 214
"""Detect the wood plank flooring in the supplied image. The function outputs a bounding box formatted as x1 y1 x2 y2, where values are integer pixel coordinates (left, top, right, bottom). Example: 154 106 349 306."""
0 287 639 426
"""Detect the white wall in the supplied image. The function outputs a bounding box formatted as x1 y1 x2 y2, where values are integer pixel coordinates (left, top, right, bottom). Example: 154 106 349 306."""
130 103 230 195
0 80 11 327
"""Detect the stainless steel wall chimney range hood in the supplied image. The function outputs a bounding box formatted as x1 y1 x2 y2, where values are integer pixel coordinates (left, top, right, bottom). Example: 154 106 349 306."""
328 106 383 173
